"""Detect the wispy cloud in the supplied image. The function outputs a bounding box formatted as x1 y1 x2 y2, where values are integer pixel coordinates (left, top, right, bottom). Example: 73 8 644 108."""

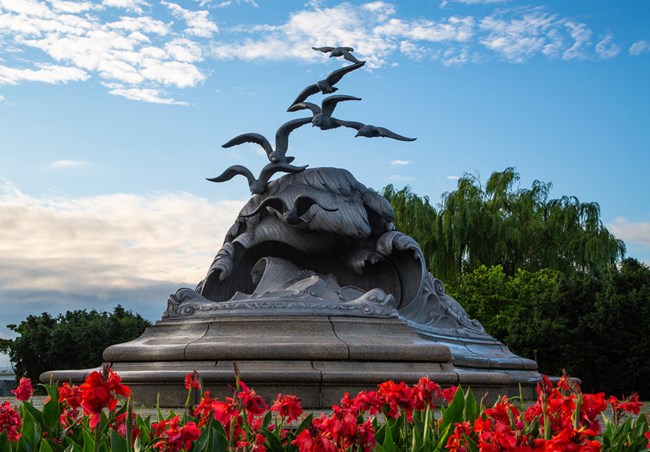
0 179 243 297
595 34 620 59
162 1 218 37
608 217 650 248
390 159 411 166
629 40 650 56
447 175 460 180
42 160 90 170
0 0 211 103
0 1 641 102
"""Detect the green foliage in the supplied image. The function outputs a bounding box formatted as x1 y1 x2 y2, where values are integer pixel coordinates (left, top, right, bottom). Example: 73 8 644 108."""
383 167 625 283
0 306 150 385
446 259 650 398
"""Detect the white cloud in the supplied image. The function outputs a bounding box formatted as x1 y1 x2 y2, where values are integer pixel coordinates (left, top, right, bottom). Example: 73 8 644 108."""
609 217 650 248
42 160 90 170
447 175 460 180
103 83 189 104
390 159 410 166
0 179 244 294
0 63 89 85
216 0 259 7
0 0 209 103
595 33 619 59
443 0 508 4
629 40 650 56
561 21 591 60
102 0 148 13
162 1 218 37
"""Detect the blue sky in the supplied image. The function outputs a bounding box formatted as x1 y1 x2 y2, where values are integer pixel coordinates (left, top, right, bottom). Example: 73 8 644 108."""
1 0 649 367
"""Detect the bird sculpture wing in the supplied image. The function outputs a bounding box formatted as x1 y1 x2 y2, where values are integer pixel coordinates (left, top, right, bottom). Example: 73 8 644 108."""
373 127 417 142
222 133 273 156
275 117 312 155
312 46 336 53
294 194 339 217
206 165 256 186
287 101 321 115
321 95 361 117
338 48 362 63
325 61 365 87
289 84 321 108
257 162 309 188
335 119 365 131
241 196 289 218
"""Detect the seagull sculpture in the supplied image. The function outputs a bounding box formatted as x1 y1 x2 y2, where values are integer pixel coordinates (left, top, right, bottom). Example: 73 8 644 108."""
241 194 338 225
207 163 308 195
288 95 361 130
289 61 365 108
336 120 417 142
222 118 311 164
312 46 362 64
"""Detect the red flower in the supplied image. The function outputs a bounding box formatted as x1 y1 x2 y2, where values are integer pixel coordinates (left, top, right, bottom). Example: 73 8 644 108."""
184 371 201 391
237 381 268 416
80 369 131 430
59 382 82 409
271 394 303 422
12 377 34 401
351 390 383 416
110 412 141 444
644 431 650 449
152 416 200 452
580 392 607 430
442 386 458 404
377 380 414 420
411 376 441 410
0 401 21 442
446 421 474 452
213 398 240 427
291 428 337 452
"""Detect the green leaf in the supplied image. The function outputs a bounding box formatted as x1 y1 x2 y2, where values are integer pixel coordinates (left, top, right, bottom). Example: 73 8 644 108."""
261 428 283 452
463 388 479 422
109 430 127 452
37 441 54 452
42 386 62 433
81 429 94 452
441 386 465 432
0 430 12 452
22 402 46 433
211 420 228 452
381 421 397 452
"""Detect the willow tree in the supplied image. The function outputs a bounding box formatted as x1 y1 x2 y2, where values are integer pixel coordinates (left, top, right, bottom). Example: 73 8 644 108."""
383 168 625 282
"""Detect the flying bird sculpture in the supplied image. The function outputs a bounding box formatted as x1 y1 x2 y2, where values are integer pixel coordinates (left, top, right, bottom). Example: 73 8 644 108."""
289 61 365 108
336 120 417 142
222 118 311 164
207 162 308 195
241 194 338 226
312 46 362 64
288 95 361 130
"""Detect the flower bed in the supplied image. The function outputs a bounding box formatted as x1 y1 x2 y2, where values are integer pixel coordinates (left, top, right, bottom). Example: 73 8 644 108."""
1 365 648 451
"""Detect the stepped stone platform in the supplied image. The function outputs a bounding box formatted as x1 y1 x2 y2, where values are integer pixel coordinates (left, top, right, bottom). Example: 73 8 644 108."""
43 315 540 408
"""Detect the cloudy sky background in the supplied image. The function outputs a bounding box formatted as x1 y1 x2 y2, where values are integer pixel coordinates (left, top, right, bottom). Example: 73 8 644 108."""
1 0 649 368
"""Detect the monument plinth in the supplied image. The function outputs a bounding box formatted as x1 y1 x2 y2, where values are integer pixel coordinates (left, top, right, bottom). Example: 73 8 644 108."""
42 46 541 407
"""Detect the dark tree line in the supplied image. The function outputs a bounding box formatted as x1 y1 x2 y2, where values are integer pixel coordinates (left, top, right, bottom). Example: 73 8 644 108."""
384 168 648 397
448 260 650 398
0 306 150 387
383 167 625 283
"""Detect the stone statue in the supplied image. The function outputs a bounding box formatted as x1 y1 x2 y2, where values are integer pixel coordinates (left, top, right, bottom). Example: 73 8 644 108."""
42 46 540 408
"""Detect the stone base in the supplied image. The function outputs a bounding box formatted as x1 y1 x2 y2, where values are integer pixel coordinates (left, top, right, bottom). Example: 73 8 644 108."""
41 316 542 408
